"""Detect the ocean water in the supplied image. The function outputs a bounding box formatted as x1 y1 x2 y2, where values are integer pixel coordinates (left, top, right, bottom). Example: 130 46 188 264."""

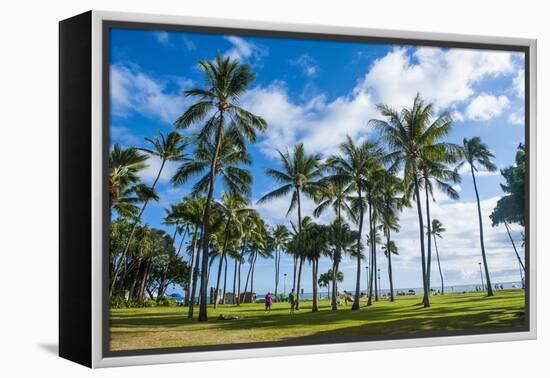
193 281 523 303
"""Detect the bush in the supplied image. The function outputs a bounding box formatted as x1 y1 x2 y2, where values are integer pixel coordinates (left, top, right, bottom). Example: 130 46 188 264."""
109 297 157 308
157 297 177 307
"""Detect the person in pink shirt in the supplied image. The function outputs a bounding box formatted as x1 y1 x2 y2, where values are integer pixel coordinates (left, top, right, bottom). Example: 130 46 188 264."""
265 292 273 312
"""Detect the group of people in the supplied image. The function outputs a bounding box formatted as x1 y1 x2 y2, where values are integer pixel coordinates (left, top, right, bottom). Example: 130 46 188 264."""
263 289 298 314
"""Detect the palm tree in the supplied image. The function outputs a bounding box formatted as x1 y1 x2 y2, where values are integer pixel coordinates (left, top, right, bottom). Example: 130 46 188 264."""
326 136 385 310
458 137 497 296
382 240 398 299
319 269 344 300
174 54 266 321
418 151 460 295
366 225 382 305
325 218 357 309
371 94 456 307
213 192 252 308
109 144 150 217
429 219 446 295
258 143 322 309
111 132 187 295
379 170 406 302
313 179 354 220
271 225 290 298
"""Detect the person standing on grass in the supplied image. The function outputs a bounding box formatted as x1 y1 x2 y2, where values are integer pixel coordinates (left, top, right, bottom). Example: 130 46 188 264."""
265 292 273 312
288 289 296 314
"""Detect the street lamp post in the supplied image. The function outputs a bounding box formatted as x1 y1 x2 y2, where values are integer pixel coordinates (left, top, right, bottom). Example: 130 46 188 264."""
377 268 381 298
365 266 369 295
283 273 287 295
478 262 485 291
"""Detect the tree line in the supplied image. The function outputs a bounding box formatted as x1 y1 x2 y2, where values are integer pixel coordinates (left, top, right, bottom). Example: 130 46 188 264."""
109 53 526 322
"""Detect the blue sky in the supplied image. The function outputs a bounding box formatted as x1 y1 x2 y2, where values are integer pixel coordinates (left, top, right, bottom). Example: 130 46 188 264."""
109 27 526 296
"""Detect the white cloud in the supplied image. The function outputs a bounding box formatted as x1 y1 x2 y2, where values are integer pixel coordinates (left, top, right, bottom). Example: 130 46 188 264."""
361 47 515 110
291 54 319 77
513 68 525 98
508 112 524 125
465 94 510 121
241 83 377 158
140 156 180 184
451 110 465 123
456 163 500 177
111 64 192 124
223 36 266 63
110 125 142 146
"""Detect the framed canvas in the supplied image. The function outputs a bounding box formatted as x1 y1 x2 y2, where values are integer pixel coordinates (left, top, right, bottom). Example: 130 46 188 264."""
59 10 537 368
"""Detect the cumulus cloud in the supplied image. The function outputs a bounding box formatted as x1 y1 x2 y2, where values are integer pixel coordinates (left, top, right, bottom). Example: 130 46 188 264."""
361 47 515 110
513 68 525 98
508 112 524 125
110 64 192 124
465 94 510 121
223 36 267 63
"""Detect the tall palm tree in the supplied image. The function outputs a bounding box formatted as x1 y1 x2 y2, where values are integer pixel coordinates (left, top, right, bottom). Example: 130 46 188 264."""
174 54 266 321
371 94 456 307
419 157 460 294
325 218 357 309
301 222 328 312
111 132 187 295
326 136 385 310
382 240 399 301
458 137 497 296
271 225 290 298
258 143 322 310
429 218 446 295
379 170 406 302
313 179 354 220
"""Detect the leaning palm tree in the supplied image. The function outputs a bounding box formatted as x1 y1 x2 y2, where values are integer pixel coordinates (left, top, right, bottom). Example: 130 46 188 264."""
457 137 497 296
429 218 446 295
258 143 322 309
271 224 290 298
370 94 456 307
174 54 267 321
326 136 385 310
111 132 187 295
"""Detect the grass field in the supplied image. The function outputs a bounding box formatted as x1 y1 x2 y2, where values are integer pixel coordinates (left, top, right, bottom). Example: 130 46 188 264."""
109 289 525 351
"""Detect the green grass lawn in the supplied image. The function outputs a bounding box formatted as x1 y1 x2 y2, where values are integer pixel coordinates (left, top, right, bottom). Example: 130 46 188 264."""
109 289 525 351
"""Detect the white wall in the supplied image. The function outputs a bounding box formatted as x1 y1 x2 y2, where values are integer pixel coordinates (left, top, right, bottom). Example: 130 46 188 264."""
0 0 546 376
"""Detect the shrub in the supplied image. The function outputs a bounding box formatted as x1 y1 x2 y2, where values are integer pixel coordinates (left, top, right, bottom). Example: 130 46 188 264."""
157 297 177 307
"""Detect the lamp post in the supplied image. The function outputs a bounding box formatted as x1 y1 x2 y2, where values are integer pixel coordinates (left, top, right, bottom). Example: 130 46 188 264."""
365 266 369 294
283 273 287 294
478 262 485 291
377 268 381 298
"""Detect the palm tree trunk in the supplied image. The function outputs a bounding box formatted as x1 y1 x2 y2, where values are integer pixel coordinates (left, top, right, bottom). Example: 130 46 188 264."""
413 175 430 307
331 258 340 310
352 189 364 310
186 227 198 307
387 230 395 302
295 256 304 310
111 158 166 295
198 116 225 321
504 221 525 271
373 218 378 302
213 255 223 308
312 259 319 312
236 237 246 306
292 255 297 291
367 205 375 306
242 251 255 302
433 234 444 295
470 167 494 296
232 255 238 304
425 185 433 297
188 236 202 318
222 253 228 304
274 247 279 297
250 252 258 296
